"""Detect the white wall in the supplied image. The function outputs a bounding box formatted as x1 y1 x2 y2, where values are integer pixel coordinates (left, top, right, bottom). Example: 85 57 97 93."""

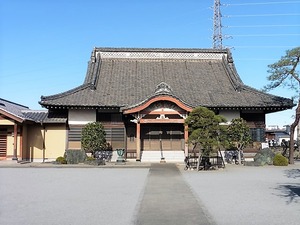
218 110 240 123
68 109 96 125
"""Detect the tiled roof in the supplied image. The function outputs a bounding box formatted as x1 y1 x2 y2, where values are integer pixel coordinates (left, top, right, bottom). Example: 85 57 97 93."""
39 47 294 111
0 98 66 123
0 98 29 121
22 110 67 123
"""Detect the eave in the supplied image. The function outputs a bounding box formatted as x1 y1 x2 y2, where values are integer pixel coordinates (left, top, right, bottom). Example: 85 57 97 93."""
0 108 25 123
42 105 121 111
209 106 293 113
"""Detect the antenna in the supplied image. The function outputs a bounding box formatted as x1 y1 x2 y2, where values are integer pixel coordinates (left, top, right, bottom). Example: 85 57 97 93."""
213 0 223 49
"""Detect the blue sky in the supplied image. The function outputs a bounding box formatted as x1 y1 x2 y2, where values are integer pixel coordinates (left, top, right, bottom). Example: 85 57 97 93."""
0 0 299 127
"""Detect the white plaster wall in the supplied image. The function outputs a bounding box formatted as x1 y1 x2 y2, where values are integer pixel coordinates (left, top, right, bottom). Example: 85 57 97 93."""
219 110 240 123
68 109 96 125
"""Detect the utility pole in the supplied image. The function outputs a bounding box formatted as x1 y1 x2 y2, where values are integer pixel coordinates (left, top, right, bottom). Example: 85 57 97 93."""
212 0 223 49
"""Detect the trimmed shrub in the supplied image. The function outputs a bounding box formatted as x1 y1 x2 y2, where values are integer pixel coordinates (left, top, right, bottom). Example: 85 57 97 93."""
84 156 105 166
55 156 67 164
81 122 107 155
273 154 288 166
84 156 96 165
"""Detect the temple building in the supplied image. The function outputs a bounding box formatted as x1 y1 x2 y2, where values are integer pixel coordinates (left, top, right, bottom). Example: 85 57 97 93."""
36 47 293 162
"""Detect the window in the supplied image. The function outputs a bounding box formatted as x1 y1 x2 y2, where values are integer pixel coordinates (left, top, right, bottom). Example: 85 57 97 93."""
97 113 123 123
68 126 83 141
250 128 265 142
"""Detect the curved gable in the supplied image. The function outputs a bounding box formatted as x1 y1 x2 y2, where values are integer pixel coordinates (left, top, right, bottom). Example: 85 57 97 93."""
123 95 193 114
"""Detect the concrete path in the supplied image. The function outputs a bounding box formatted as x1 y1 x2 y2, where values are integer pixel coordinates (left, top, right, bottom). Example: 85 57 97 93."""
134 163 215 225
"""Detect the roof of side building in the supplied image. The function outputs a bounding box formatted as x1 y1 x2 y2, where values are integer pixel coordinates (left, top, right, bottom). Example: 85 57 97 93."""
0 98 66 123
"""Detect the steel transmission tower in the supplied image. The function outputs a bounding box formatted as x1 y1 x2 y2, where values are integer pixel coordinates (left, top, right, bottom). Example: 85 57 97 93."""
212 0 223 49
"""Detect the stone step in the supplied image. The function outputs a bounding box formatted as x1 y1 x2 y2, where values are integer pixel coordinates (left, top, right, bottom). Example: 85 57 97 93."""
141 150 185 162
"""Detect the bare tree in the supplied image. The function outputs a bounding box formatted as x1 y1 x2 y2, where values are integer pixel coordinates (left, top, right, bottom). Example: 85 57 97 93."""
264 47 300 164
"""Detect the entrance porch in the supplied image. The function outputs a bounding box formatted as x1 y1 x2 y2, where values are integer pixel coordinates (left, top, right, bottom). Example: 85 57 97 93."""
123 96 192 162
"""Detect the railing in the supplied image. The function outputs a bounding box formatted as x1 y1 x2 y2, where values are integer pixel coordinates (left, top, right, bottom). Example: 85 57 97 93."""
184 153 225 171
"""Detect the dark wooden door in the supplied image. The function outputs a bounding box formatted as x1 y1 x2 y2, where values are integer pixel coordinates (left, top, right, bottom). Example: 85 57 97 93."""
141 125 184 151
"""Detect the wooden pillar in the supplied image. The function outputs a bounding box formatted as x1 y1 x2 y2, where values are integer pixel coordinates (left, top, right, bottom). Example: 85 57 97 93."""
42 123 46 163
136 122 141 161
184 124 189 157
12 123 18 160
19 126 23 160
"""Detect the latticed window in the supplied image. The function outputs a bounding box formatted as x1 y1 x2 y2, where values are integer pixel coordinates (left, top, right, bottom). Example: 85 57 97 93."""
68 126 125 144
250 128 265 142
68 126 83 141
104 127 125 148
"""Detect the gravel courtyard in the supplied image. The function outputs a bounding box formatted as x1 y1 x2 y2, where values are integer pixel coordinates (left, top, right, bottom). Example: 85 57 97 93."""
182 164 300 225
0 168 149 225
1 163 300 225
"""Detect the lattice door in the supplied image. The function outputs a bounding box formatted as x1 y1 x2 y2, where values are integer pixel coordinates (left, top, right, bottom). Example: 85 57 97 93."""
0 130 7 157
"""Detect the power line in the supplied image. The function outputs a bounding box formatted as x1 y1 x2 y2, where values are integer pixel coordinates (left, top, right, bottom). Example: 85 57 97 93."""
228 24 300 28
228 1 300 6
228 13 300 17
231 34 300 37
221 0 299 60
235 58 282 61
233 45 298 48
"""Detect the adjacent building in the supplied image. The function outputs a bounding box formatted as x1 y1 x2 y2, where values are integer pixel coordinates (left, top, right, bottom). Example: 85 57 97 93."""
0 98 66 161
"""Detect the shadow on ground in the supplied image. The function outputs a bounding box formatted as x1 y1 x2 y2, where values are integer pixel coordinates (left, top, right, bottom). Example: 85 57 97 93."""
284 168 300 179
276 184 300 204
274 168 300 204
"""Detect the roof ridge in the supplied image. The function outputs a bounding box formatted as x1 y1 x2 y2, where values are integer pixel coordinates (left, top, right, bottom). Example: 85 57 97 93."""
0 98 29 109
22 109 48 113
40 83 92 102
220 56 243 91
94 47 230 54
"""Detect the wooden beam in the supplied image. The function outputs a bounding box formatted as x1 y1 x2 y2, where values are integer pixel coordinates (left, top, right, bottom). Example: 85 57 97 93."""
144 111 181 115
136 123 141 161
12 123 18 160
140 118 184 124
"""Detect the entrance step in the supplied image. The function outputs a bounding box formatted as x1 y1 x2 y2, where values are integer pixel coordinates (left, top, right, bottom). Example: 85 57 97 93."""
141 151 185 162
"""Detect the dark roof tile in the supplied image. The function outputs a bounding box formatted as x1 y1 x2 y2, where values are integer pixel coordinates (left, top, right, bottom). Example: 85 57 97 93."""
39 48 294 111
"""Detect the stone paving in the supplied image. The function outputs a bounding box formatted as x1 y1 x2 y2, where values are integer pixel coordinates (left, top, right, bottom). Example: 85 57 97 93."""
135 163 215 225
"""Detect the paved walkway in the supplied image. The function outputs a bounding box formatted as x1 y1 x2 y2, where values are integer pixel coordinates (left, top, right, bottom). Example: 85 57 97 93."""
134 163 215 225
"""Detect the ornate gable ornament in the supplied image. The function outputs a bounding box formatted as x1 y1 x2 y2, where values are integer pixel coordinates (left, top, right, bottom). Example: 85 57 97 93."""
155 82 173 94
